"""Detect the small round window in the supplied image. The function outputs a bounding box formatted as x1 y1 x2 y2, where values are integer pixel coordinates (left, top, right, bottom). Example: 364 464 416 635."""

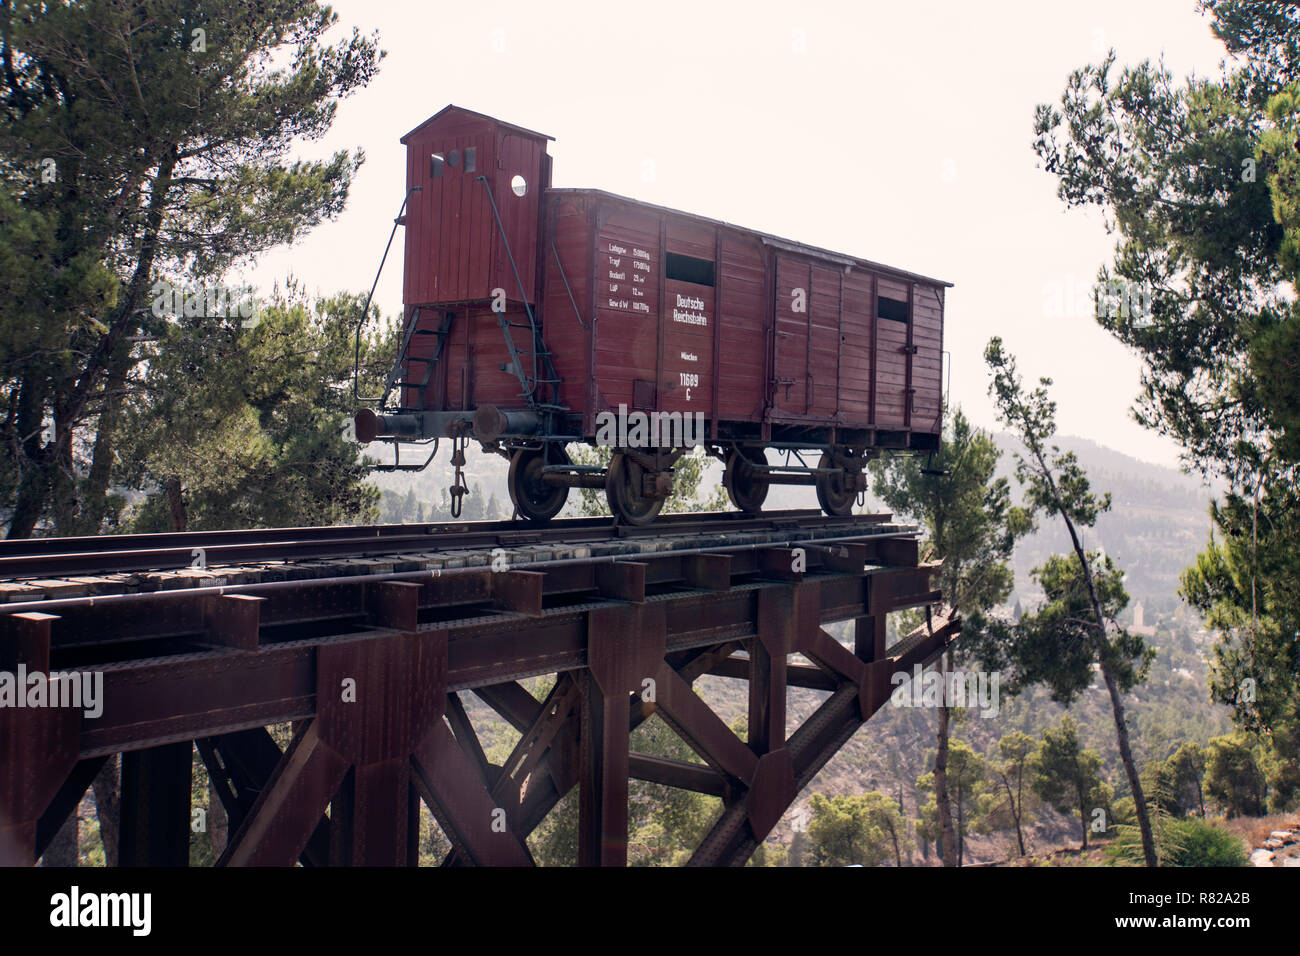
510 174 527 197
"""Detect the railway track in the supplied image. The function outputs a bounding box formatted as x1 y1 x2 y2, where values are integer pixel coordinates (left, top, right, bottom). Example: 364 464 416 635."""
0 509 908 592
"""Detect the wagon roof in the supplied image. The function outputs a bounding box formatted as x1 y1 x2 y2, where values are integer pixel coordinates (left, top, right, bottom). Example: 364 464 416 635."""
547 187 954 289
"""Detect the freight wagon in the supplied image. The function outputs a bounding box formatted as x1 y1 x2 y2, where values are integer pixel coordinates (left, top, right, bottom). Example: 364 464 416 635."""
353 106 950 525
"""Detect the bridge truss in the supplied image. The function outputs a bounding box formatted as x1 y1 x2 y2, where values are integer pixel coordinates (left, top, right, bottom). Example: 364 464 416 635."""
0 524 958 867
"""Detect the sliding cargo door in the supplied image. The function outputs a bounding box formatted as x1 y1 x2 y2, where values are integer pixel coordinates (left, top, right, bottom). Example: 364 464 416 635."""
911 284 944 437
873 276 911 429
838 272 874 425
773 256 811 416
808 265 841 418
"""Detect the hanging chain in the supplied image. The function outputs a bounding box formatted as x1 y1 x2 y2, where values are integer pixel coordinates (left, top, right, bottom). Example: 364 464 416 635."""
449 436 468 518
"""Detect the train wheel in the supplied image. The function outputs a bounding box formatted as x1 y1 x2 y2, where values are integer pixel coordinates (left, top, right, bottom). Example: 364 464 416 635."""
724 447 769 513
508 445 570 523
815 452 858 517
605 452 664 525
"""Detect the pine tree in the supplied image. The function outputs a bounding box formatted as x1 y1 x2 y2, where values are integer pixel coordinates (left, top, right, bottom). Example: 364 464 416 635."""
1031 0 1300 819
984 731 1038 858
1033 716 1110 852
116 289 390 530
981 339 1157 865
0 0 382 536
871 406 1032 866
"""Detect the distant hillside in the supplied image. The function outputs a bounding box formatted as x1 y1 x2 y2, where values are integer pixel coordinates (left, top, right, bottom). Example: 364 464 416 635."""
989 434 1221 615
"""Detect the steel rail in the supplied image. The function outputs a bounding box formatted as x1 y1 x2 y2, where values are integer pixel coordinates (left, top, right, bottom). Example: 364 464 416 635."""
0 509 891 579
1 527 922 621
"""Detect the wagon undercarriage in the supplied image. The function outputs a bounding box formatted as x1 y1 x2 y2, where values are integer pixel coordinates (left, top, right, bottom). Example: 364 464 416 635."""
357 400 904 526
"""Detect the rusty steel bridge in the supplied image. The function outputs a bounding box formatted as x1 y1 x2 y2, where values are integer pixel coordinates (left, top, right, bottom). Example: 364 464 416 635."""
0 511 958 867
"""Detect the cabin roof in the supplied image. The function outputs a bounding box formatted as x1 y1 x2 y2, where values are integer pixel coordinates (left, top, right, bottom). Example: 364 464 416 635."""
401 104 555 145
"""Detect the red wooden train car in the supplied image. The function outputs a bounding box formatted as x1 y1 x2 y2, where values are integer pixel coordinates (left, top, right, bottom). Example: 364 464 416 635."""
354 106 951 525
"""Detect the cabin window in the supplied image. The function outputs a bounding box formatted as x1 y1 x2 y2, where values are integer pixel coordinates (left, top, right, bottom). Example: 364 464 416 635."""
464 147 476 173
878 296 908 322
666 253 715 286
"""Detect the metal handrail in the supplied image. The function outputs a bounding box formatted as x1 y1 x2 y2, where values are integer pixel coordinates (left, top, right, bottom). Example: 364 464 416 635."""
353 185 422 403
476 175 563 409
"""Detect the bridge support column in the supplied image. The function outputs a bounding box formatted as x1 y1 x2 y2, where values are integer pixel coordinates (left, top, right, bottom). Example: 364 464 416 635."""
855 574 890 663
0 611 80 866
120 742 193 866
749 588 790 754
579 603 666 866
220 581 446 867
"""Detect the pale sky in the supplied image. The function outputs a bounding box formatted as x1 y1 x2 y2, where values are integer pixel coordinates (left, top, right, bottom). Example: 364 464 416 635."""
248 0 1232 470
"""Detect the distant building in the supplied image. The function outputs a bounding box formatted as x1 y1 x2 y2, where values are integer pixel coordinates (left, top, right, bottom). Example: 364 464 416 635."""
1131 601 1157 638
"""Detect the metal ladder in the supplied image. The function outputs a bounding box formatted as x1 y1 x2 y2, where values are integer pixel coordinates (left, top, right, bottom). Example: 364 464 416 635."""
382 306 456 412
495 309 565 410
